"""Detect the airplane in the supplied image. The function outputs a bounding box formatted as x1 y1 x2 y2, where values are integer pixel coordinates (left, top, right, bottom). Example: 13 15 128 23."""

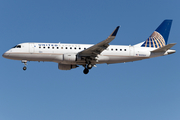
2 20 176 74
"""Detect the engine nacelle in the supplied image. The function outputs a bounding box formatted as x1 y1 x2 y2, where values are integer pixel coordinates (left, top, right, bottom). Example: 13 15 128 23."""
63 53 77 61
58 63 78 70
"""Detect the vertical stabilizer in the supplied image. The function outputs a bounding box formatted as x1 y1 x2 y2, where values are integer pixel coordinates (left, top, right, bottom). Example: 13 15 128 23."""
141 20 172 48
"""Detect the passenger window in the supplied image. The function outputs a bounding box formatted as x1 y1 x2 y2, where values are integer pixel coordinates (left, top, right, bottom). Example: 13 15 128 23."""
43 47 45 49
111 49 113 51
124 49 126 51
70 47 72 49
79 48 81 50
66 47 68 49
57 47 59 49
48 47 50 49
120 49 122 51
116 49 118 51
61 47 63 49
39 47 41 48
52 47 54 49
74 47 76 49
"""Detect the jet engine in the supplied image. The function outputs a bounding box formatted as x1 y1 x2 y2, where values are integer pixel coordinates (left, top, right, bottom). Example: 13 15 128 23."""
58 63 79 70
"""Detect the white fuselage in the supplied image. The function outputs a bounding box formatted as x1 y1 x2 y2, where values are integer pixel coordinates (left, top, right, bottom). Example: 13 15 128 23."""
2 20 176 74
3 42 169 65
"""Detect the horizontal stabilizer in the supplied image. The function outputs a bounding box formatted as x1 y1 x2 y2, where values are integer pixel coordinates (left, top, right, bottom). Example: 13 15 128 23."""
151 43 176 52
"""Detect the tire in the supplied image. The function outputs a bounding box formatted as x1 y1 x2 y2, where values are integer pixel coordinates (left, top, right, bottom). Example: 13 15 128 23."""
83 68 89 74
23 66 27 71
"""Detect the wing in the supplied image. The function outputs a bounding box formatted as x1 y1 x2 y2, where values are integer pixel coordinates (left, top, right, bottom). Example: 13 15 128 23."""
78 26 120 57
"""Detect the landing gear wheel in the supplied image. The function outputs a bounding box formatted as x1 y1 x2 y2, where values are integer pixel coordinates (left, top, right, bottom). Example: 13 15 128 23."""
83 68 89 74
23 66 27 71
22 60 27 71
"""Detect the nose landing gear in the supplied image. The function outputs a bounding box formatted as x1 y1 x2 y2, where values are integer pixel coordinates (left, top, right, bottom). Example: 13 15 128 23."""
22 60 27 71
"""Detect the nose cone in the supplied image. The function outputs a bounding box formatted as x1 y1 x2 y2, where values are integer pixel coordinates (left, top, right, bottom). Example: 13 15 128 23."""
2 52 9 58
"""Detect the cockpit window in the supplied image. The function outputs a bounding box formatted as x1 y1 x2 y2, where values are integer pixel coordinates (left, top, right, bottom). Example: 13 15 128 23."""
13 45 21 48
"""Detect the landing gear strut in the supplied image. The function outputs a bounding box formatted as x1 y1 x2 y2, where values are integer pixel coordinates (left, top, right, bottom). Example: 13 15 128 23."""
22 60 27 71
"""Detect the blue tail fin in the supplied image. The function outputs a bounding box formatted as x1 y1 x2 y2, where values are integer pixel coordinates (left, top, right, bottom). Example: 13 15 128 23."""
141 20 172 48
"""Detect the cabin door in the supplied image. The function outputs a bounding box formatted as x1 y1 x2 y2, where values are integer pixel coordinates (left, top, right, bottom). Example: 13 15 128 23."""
129 46 134 56
29 43 35 53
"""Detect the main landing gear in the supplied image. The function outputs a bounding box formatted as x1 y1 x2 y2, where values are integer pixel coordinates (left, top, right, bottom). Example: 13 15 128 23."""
83 63 93 74
22 60 27 71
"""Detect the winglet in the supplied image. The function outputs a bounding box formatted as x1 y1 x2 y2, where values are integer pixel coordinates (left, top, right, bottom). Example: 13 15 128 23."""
111 26 120 36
